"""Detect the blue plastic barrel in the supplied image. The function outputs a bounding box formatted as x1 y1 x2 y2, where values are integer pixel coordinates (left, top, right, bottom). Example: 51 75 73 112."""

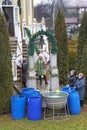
68 91 80 115
28 97 42 121
11 95 25 119
28 90 41 98
22 88 35 103
61 86 75 93
61 86 80 115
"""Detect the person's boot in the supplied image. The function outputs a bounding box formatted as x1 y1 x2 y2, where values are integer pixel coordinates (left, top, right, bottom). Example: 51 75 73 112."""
39 76 42 86
44 75 48 85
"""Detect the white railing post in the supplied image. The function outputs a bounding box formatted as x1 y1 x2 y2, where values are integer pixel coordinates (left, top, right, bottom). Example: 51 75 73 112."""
12 53 17 81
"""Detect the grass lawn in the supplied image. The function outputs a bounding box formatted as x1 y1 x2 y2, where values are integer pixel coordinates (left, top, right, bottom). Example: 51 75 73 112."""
0 111 87 130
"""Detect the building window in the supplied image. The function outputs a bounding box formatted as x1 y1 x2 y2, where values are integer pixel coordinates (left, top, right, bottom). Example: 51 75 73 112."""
2 0 13 5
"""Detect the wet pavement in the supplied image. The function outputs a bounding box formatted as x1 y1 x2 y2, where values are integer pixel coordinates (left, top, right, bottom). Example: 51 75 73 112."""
36 79 50 94
13 79 50 95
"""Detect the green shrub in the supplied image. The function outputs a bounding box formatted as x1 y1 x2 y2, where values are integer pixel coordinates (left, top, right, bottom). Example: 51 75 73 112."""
68 40 78 71
54 10 69 85
77 12 87 100
0 12 13 114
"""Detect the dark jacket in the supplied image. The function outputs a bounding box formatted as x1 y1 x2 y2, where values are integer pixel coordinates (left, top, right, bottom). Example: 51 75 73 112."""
74 77 85 100
68 75 77 87
22 60 28 82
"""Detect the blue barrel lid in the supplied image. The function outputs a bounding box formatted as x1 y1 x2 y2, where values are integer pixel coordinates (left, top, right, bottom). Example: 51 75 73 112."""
61 86 75 93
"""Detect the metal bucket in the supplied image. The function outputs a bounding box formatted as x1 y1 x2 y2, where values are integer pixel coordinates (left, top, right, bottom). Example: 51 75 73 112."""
42 91 68 109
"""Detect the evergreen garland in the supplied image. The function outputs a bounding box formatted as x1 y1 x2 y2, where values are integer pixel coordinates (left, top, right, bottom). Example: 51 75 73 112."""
25 28 58 56
24 27 31 38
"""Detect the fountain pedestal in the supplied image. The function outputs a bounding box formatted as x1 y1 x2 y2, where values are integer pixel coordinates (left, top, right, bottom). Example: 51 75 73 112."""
49 54 59 91
27 56 36 89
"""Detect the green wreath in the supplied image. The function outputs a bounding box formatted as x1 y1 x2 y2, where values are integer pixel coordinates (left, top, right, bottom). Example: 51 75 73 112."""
25 28 58 56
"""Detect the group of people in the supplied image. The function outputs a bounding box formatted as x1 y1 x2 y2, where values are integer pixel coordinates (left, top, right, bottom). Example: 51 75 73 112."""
68 70 86 108
17 51 49 88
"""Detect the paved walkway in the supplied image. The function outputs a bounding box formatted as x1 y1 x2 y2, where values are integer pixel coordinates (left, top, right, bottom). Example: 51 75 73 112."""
13 79 50 95
36 79 50 94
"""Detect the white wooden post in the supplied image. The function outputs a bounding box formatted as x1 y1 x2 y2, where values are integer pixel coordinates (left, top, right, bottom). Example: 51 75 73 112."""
12 54 17 81
27 55 36 89
49 53 59 91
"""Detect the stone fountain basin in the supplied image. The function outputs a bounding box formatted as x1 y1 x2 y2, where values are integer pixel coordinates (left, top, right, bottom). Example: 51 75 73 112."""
42 91 68 109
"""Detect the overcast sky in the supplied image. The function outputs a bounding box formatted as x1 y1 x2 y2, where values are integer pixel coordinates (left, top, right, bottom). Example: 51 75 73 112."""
34 0 51 6
34 0 40 6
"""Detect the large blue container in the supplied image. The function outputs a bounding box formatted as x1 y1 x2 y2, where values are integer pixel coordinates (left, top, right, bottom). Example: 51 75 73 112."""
28 97 42 121
62 86 80 115
11 95 25 119
68 91 80 115
28 90 41 98
22 88 41 103
61 86 75 93
22 88 35 103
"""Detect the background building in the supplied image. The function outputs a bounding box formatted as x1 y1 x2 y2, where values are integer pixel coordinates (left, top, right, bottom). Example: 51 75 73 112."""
0 0 34 81
53 0 87 25
0 0 34 38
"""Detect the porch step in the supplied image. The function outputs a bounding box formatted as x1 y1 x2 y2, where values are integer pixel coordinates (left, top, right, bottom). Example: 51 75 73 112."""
10 37 28 82
22 41 28 57
10 37 17 55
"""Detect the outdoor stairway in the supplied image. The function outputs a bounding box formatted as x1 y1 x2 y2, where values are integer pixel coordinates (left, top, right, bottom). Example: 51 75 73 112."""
22 40 28 57
10 37 17 56
10 37 28 59
10 37 28 84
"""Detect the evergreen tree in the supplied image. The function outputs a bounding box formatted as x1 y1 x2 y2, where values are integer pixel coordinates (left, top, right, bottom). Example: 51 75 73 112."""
68 40 78 71
0 12 13 114
54 10 69 85
77 11 87 99
77 11 87 75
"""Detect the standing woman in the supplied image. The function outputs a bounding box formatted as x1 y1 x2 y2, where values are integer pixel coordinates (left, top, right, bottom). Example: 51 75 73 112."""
35 54 48 86
74 73 85 108
21 56 28 87
68 70 77 87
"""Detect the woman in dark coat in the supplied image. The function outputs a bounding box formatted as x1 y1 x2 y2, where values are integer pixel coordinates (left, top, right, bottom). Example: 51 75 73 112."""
22 56 28 87
74 73 85 108
68 70 77 87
